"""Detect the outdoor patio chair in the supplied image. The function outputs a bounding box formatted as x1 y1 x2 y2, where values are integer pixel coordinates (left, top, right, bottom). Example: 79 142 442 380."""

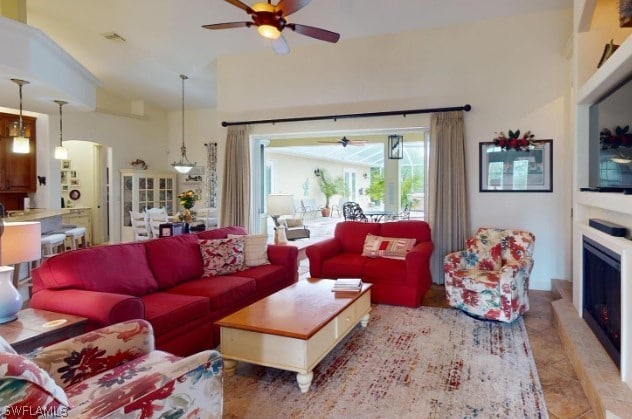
301 198 320 219
342 201 368 222
391 205 411 221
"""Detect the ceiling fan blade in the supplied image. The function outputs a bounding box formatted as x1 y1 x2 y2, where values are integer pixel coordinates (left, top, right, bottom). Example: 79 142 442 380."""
272 35 290 55
224 0 254 14
287 23 340 43
275 0 311 17
202 21 252 30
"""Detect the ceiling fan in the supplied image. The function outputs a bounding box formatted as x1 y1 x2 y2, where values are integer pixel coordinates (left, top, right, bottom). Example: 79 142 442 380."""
202 0 340 54
317 136 368 147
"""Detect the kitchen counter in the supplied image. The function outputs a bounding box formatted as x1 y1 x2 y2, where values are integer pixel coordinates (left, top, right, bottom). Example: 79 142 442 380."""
3 207 91 235
5 207 91 221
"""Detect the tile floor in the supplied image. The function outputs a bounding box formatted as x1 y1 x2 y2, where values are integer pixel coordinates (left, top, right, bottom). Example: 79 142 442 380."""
422 285 595 419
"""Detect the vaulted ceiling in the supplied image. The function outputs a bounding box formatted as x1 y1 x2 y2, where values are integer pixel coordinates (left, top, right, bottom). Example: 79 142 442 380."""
5 0 571 112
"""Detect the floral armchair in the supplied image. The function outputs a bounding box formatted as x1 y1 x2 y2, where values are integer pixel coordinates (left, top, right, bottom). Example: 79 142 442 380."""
444 228 535 323
0 319 223 418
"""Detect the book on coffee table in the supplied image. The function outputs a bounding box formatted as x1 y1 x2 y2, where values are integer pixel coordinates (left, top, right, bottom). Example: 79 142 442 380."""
332 278 362 292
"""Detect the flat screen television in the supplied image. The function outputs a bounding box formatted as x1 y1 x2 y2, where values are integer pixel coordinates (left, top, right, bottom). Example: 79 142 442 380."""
588 75 632 191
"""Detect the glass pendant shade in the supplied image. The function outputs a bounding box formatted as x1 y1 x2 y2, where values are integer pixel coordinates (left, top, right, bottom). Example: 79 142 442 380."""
10 79 30 154
171 74 196 174
12 136 29 153
53 100 68 160
54 146 68 160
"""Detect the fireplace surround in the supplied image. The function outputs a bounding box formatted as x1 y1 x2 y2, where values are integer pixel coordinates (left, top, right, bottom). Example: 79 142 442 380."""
582 236 621 368
573 222 632 388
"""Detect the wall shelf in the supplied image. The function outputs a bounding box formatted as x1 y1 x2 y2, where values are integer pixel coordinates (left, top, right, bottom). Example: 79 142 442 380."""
577 34 632 104
576 191 632 216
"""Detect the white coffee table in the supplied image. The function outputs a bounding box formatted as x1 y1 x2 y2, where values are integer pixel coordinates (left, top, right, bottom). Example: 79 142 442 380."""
216 278 371 393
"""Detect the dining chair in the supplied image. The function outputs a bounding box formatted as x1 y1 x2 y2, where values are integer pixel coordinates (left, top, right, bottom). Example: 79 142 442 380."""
129 211 150 241
147 207 168 238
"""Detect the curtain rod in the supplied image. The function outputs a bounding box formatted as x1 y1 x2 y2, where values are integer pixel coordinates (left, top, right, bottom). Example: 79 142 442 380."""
221 104 471 127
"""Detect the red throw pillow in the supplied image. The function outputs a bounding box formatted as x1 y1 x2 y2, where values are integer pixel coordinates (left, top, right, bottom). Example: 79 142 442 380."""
199 237 245 276
362 234 416 260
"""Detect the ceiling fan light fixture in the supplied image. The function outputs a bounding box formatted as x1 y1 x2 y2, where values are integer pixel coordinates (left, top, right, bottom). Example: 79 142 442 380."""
258 24 281 39
10 78 30 154
171 74 196 174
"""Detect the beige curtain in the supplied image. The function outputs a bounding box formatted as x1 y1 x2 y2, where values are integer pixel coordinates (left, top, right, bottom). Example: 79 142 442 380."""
220 125 251 230
428 111 469 284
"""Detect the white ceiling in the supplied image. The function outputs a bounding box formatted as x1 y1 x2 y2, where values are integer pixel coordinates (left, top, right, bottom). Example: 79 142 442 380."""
13 0 571 112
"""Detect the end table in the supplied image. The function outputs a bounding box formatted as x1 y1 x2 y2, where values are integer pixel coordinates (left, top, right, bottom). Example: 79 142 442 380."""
0 308 88 353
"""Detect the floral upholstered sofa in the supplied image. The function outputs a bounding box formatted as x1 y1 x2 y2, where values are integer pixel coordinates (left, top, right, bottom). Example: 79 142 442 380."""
444 227 535 323
0 320 223 418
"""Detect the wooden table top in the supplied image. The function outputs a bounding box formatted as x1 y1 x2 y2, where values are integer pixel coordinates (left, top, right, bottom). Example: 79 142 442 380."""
0 308 88 346
216 279 371 340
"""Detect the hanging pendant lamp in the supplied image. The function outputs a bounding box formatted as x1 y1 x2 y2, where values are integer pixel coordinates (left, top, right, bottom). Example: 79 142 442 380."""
53 100 68 160
10 78 30 154
171 74 196 174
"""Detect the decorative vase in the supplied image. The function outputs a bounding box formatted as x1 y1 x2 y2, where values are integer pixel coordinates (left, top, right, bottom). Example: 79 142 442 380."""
184 223 191 234
321 207 331 217
0 266 22 324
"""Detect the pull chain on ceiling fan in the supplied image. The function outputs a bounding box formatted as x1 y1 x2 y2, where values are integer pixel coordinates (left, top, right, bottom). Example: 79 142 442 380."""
203 0 340 55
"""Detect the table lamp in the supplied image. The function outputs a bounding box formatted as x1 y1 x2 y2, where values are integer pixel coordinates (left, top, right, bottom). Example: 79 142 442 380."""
266 194 295 226
0 221 41 324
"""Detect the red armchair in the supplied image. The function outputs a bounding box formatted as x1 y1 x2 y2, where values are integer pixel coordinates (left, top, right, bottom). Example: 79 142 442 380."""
306 220 433 307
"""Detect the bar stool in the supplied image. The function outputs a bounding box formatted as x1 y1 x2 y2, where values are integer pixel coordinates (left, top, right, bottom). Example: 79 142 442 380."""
65 227 87 250
41 234 67 256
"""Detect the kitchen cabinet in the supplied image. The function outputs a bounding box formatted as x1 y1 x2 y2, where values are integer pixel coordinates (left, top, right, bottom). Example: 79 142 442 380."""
0 112 36 193
120 169 176 242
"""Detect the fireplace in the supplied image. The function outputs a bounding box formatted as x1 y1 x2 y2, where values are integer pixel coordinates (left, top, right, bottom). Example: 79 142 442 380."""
582 236 621 368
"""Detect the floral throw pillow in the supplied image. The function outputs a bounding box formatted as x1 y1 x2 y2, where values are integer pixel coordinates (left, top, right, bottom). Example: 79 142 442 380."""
228 234 270 267
199 237 245 276
362 234 416 260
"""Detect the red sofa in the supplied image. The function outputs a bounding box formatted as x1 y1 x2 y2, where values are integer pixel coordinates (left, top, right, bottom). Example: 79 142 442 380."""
30 226 298 356
306 220 433 307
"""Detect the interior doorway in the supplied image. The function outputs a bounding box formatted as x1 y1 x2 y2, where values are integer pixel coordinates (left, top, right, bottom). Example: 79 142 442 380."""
63 140 112 244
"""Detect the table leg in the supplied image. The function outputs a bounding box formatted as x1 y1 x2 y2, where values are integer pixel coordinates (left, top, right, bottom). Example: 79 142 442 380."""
296 371 313 393
360 313 370 328
223 359 237 377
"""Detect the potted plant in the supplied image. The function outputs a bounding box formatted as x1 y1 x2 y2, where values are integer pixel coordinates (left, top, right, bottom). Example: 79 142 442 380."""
314 168 344 217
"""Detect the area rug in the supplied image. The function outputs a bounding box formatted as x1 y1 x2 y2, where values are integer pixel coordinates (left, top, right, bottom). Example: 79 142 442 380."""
223 305 548 418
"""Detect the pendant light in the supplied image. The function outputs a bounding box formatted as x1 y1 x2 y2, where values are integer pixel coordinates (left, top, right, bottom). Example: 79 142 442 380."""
53 100 68 160
10 78 30 154
171 74 196 174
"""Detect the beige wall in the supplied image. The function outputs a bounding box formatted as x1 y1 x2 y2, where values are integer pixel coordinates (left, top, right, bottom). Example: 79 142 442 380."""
210 9 573 290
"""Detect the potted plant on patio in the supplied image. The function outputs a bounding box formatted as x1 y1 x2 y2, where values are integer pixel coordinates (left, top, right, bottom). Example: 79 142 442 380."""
314 168 345 217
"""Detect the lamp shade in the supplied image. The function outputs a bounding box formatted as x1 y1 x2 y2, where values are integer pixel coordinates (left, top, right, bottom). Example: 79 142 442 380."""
12 136 30 154
267 194 294 216
0 221 42 265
